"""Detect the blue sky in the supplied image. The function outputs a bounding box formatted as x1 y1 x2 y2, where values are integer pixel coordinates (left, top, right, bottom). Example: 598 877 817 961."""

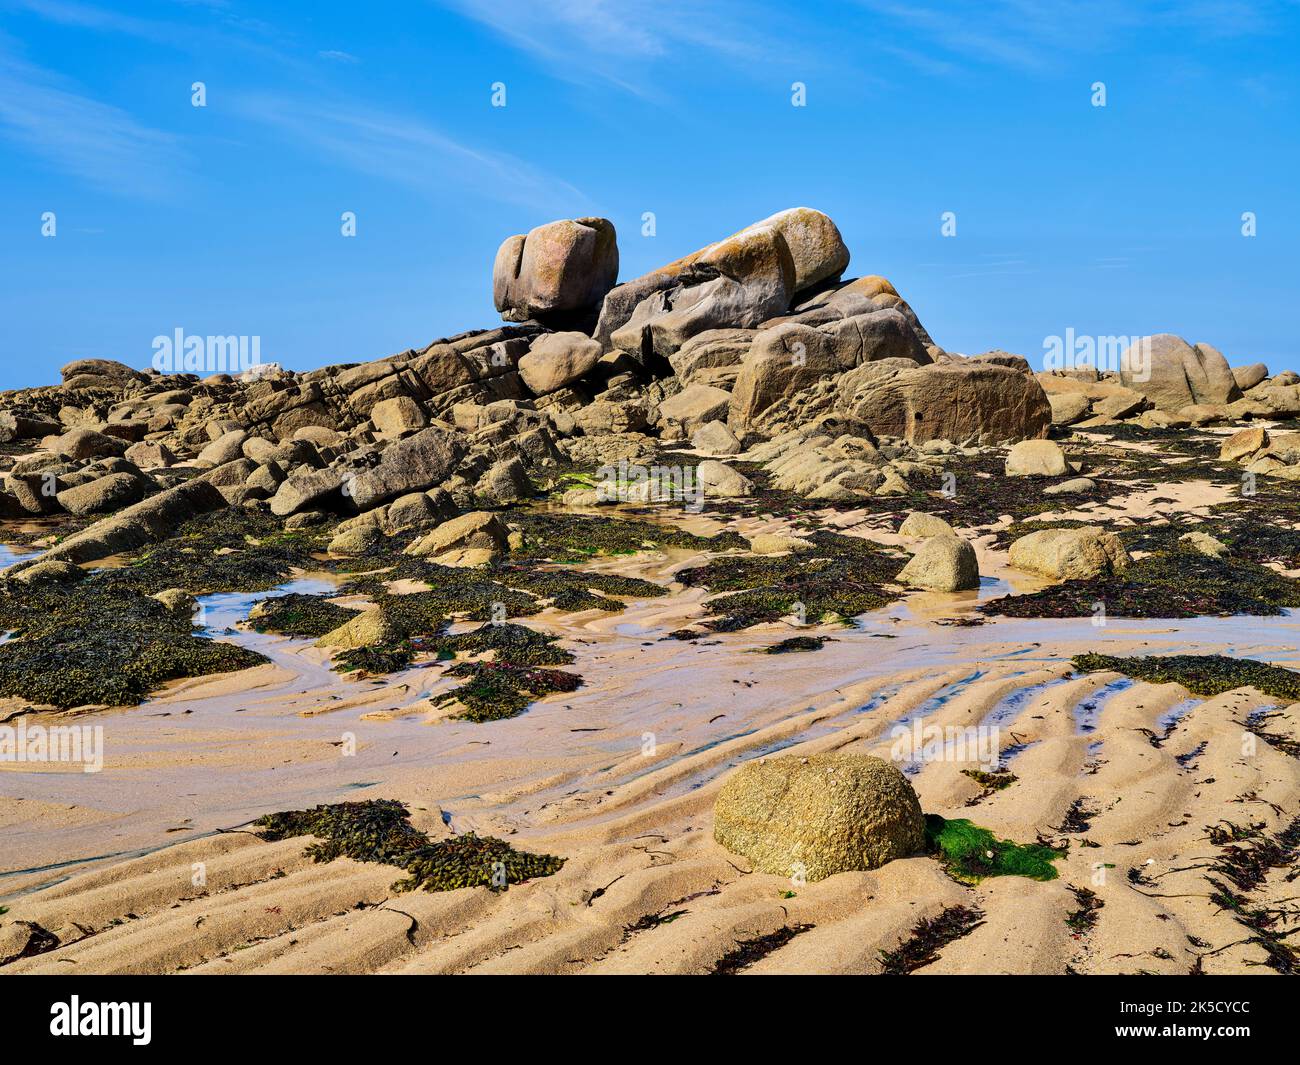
0 0 1297 389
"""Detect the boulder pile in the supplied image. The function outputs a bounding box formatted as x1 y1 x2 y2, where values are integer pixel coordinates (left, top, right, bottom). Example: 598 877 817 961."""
0 208 1282 555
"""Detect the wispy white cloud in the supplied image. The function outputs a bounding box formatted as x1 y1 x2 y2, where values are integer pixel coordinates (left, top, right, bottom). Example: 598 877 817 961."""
855 0 1285 74
437 0 808 96
6 0 303 65
231 92 587 212
0 36 182 197
318 49 359 63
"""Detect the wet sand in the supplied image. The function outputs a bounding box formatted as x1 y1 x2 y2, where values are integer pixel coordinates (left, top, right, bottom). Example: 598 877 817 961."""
3 489 1300 974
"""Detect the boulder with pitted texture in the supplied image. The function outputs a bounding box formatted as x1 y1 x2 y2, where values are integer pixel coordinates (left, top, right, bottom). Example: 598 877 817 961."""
713 753 924 882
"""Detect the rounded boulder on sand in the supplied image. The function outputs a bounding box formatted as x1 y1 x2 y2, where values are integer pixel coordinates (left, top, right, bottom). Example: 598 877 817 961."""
713 753 925 882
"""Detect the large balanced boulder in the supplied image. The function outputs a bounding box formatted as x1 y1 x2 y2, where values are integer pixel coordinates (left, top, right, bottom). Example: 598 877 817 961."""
597 207 848 360
1008 526 1129 580
896 532 980 591
1118 334 1241 411
836 360 1051 444
742 206 849 293
611 224 795 361
493 217 619 322
1233 363 1269 392
713 753 924 881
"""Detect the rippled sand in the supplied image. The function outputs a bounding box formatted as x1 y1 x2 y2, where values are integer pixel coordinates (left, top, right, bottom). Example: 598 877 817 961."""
3 501 1300 974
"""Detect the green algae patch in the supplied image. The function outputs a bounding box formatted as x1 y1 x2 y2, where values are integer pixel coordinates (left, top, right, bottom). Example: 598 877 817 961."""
255 798 424 864
982 551 1300 619
435 660 582 722
249 593 360 638
506 509 746 563
761 635 826 654
334 644 416 676
1072 653 1300 701
253 799 564 893
393 833 565 893
0 505 346 708
0 580 266 709
676 530 903 631
414 621 574 666
111 507 329 596
924 815 1062 884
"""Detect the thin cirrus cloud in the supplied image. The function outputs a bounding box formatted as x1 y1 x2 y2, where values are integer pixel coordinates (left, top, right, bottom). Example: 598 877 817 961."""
231 92 588 213
0 40 183 198
854 0 1282 74
437 0 806 96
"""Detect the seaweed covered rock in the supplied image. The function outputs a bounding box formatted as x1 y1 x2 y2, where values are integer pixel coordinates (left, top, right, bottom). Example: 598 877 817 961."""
983 551 1300 619
249 593 361 638
0 576 267 709
27 479 226 567
1072 652 1300 700
713 753 924 881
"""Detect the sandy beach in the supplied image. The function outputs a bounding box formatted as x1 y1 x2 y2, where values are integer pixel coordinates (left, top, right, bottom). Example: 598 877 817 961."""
5 460 1300 974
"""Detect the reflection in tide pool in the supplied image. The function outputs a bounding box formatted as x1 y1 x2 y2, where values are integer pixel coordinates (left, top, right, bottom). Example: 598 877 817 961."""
0 543 39 571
